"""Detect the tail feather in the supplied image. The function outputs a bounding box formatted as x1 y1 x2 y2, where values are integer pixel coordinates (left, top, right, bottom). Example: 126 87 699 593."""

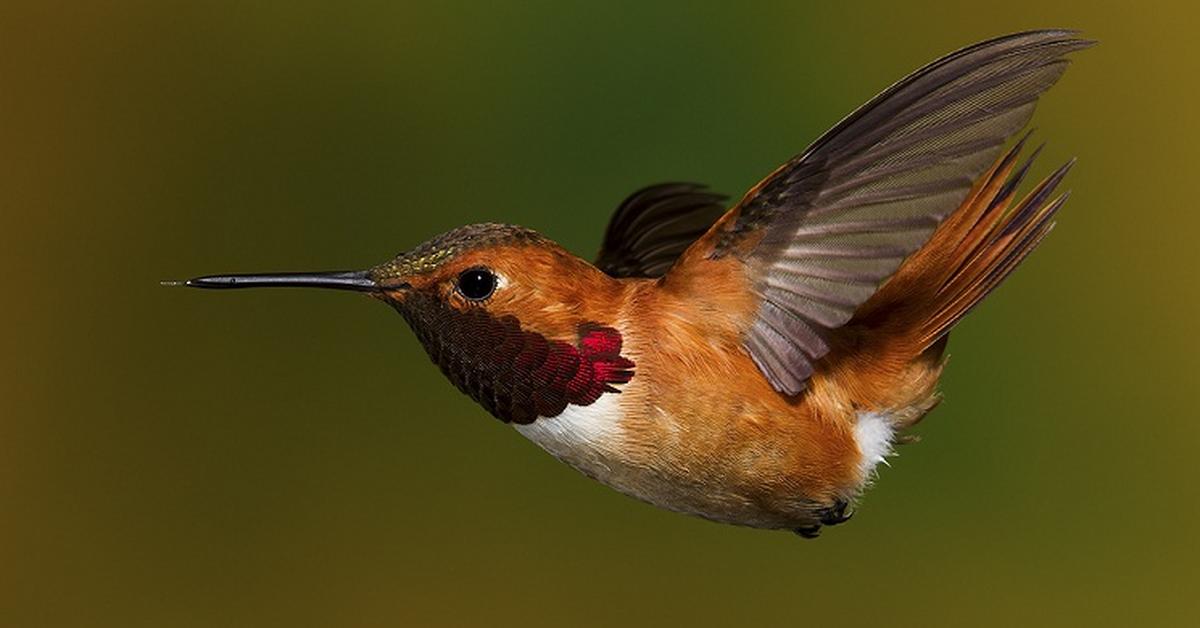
838 137 1074 368
823 139 1073 419
917 151 1073 348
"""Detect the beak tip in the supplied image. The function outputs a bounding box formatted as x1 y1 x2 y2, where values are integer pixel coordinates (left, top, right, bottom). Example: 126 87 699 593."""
160 275 238 289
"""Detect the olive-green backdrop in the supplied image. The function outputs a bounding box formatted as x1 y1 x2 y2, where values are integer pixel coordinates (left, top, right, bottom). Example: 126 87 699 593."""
3 2 1196 626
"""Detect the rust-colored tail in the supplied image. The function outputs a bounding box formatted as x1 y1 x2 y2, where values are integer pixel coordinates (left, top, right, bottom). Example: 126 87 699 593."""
919 150 1072 349
835 138 1073 421
859 138 1072 347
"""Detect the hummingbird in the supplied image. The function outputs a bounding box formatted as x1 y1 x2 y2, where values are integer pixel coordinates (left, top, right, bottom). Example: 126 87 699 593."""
174 31 1090 537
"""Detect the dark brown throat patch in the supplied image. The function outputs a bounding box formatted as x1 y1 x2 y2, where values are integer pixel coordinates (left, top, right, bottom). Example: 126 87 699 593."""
396 294 634 424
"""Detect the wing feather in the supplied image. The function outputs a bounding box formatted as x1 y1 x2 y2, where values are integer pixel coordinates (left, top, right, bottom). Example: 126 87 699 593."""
703 30 1091 394
596 183 728 278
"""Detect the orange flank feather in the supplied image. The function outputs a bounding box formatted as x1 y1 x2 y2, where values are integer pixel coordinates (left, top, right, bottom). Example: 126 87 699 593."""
618 268 865 527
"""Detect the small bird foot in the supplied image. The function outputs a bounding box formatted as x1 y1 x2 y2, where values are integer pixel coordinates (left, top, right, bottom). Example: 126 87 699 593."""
818 499 854 527
793 524 822 539
794 499 855 538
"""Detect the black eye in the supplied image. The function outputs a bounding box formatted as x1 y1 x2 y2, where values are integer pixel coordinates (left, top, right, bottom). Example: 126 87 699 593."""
457 267 497 301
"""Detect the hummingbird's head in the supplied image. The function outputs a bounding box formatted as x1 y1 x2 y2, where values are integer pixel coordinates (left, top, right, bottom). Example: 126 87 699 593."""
366 223 622 333
178 223 635 424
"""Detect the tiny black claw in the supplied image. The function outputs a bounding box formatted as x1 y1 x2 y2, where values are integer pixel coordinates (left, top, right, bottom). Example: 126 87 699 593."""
819 499 854 526
794 524 822 539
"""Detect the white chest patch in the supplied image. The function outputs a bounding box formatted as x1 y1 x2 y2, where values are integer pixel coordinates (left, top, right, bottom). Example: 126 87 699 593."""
854 411 896 482
514 393 624 476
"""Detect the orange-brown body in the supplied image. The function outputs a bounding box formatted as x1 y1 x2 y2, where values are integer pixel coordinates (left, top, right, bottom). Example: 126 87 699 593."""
364 149 1044 529
181 31 1085 534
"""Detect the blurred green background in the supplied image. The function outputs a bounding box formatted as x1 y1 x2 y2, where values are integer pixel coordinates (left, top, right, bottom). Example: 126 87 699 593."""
2 2 1197 626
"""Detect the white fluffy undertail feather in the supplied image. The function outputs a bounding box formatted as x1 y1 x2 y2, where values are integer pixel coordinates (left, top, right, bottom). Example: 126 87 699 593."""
854 412 896 482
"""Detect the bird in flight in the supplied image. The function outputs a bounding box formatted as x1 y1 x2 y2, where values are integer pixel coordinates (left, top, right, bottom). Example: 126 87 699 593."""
175 30 1091 537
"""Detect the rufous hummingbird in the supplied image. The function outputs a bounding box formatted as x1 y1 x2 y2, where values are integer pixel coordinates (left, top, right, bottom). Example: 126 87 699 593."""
172 31 1090 537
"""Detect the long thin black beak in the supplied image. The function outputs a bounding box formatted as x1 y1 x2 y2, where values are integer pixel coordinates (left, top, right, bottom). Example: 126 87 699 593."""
164 269 381 292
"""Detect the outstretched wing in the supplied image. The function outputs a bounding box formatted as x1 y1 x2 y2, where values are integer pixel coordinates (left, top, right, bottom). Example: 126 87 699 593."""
596 183 728 278
695 30 1093 394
